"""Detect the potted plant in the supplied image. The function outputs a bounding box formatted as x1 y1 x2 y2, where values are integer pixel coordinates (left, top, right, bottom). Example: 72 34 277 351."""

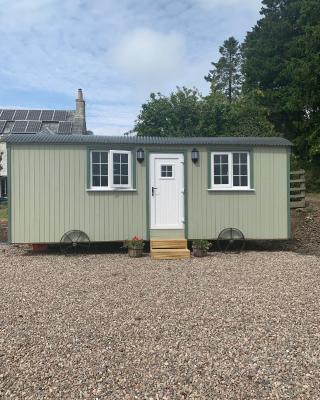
125 236 144 257
192 239 211 257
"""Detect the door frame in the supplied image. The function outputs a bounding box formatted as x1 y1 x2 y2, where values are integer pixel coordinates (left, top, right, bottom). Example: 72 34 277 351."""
146 149 188 240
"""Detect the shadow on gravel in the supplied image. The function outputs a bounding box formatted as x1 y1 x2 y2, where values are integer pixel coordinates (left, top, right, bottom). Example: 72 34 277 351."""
19 241 151 257
19 239 303 257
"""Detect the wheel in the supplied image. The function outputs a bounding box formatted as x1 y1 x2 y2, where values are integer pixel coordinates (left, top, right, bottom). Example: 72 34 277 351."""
60 230 90 255
217 228 245 253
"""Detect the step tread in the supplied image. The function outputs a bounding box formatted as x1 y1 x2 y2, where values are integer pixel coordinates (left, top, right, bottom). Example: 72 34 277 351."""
151 239 187 249
151 248 190 260
152 248 189 253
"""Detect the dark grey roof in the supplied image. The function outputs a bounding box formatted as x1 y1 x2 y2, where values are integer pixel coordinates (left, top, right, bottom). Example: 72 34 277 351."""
0 90 89 135
1 134 293 147
0 109 87 135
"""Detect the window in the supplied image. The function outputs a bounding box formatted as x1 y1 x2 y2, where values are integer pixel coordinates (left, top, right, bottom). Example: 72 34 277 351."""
211 152 250 190
111 151 130 187
91 151 108 188
0 177 7 198
213 153 230 186
90 150 131 189
161 164 173 178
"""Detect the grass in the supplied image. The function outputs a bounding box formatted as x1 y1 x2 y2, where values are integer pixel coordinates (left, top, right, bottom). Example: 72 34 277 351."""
0 205 8 221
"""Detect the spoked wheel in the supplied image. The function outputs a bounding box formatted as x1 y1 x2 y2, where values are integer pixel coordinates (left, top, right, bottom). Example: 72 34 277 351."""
60 230 90 255
217 228 245 253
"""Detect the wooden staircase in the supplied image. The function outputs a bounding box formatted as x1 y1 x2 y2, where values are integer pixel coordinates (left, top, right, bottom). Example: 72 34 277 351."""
150 239 190 260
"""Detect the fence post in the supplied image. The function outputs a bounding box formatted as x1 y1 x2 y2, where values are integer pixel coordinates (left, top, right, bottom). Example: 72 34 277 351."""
290 170 306 208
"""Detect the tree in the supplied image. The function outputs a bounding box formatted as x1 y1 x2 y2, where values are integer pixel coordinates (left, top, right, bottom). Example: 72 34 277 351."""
242 0 320 163
133 86 276 138
205 36 242 102
224 94 276 137
134 87 206 137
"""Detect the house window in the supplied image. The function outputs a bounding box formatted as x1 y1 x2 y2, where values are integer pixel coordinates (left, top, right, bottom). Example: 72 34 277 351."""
90 150 132 190
0 177 7 198
211 152 250 189
91 151 108 188
161 164 173 178
111 151 131 187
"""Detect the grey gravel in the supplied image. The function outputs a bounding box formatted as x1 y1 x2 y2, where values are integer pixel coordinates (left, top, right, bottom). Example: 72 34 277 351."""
0 245 319 399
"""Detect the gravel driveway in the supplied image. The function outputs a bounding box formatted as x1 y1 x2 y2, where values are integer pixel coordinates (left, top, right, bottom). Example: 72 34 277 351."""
1 245 319 399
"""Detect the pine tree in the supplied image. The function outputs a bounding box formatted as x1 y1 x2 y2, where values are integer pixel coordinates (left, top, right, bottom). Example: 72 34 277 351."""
205 37 242 102
242 0 320 167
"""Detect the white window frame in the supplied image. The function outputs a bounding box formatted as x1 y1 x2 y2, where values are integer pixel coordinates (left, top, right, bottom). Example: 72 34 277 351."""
90 150 109 190
211 152 232 189
90 150 132 190
110 150 132 189
211 151 250 190
160 164 175 180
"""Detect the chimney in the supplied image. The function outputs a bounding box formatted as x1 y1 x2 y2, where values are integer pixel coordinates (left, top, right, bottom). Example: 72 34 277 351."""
76 88 85 117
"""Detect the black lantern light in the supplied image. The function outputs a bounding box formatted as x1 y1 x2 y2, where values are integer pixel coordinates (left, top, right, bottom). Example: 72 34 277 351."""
191 148 199 164
136 148 145 163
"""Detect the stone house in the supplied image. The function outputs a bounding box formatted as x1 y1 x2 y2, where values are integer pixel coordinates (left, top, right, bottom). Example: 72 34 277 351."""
0 89 90 198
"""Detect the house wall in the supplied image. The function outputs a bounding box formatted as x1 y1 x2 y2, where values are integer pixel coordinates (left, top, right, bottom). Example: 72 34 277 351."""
9 144 289 243
0 142 7 176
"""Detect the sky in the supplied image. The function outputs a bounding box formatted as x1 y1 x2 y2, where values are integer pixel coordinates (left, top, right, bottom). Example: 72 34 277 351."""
0 0 263 135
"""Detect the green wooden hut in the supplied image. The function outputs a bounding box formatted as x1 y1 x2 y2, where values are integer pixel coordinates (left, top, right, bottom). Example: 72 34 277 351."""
2 134 292 258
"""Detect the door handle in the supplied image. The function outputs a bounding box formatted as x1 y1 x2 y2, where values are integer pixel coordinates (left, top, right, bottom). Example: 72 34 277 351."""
152 187 158 196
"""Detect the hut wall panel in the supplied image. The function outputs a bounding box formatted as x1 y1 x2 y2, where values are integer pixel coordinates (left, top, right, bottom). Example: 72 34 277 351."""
11 145 147 243
10 144 289 243
187 146 288 240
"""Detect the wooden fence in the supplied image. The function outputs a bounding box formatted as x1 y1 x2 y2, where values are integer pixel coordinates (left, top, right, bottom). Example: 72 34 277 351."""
290 170 306 208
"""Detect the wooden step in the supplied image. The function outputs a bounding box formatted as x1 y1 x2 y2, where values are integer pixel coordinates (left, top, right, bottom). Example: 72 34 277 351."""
151 239 187 249
151 248 190 260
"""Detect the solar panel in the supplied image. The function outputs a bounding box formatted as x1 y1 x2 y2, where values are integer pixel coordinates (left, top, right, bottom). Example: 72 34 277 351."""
14 110 28 120
11 121 28 133
27 110 41 120
26 120 42 133
53 110 67 121
58 121 73 134
0 120 7 133
40 110 54 121
1 110 15 120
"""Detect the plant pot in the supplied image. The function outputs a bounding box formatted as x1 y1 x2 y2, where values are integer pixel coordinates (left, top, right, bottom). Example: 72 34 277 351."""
128 248 143 258
193 248 207 257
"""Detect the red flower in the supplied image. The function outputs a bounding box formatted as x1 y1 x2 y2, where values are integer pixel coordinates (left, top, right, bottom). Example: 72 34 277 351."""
132 235 141 241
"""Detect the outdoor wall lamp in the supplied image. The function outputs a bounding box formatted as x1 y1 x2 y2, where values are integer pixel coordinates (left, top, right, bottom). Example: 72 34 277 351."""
191 148 199 163
136 148 145 163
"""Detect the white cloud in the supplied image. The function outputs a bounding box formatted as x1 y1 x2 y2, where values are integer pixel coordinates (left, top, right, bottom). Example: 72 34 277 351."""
195 0 261 10
87 104 138 136
113 28 186 87
0 0 262 135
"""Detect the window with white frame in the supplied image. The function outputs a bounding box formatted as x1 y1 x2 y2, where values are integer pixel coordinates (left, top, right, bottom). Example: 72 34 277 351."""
211 152 250 189
90 150 131 189
160 164 174 178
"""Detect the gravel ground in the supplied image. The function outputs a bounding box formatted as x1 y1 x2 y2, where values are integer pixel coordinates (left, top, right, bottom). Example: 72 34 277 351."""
1 245 320 399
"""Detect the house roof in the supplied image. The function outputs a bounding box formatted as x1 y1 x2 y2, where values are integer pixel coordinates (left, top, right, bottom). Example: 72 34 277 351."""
1 134 293 147
0 89 89 136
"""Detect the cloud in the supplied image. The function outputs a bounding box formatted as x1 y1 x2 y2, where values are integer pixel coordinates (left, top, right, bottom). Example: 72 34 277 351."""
87 103 138 136
113 28 186 88
195 0 261 9
0 0 263 135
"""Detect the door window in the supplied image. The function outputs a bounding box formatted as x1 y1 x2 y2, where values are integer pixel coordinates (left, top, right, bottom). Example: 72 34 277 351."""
160 164 174 178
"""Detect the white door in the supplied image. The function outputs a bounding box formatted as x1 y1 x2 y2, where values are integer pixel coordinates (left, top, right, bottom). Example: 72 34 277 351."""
150 153 184 229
